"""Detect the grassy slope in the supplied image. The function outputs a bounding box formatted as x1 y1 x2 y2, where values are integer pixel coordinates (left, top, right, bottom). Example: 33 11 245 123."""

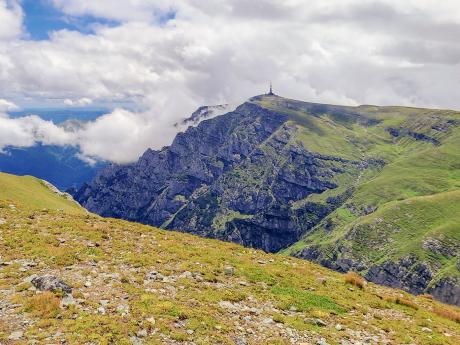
0 173 83 215
251 96 460 281
1 175 460 344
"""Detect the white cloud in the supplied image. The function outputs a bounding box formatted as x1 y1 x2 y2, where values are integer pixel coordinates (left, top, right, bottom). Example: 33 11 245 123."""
0 113 74 151
0 0 22 41
0 98 18 111
64 97 93 106
0 0 460 163
50 0 172 23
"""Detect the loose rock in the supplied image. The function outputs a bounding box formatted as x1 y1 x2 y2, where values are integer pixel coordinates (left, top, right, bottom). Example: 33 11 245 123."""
9 330 24 340
31 275 72 294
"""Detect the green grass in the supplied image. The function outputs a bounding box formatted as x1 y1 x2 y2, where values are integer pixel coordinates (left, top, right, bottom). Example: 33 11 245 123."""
270 285 346 314
0 172 83 214
248 95 460 287
1 171 459 344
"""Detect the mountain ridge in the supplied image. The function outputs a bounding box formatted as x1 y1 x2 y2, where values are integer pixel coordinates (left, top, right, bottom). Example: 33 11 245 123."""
74 94 460 305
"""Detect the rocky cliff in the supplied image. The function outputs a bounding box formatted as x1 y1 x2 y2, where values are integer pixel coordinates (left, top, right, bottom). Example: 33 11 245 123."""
76 96 369 252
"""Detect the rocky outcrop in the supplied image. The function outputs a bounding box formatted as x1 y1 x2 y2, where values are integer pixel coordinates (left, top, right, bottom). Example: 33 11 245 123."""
365 256 434 295
295 247 460 306
364 258 460 306
386 127 440 145
296 245 366 273
429 277 460 306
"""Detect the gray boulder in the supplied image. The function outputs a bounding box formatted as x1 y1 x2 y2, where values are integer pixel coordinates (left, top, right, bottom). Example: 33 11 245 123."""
31 275 72 294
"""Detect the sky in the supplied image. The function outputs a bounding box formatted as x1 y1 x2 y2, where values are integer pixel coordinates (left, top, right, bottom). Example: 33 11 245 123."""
1 0 460 163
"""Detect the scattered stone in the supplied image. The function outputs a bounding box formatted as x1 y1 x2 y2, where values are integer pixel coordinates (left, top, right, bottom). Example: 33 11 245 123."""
421 327 432 333
219 301 238 310
0 218 6 225
248 307 260 315
97 306 106 314
116 304 129 315
335 324 343 331
60 294 76 308
129 336 143 345
31 275 72 294
145 270 164 281
84 281 92 288
179 271 193 279
317 277 327 285
9 330 24 340
305 318 327 327
316 338 330 345
186 329 194 335
262 317 274 324
145 317 156 327
233 336 248 345
136 329 148 338
99 299 110 306
224 266 235 276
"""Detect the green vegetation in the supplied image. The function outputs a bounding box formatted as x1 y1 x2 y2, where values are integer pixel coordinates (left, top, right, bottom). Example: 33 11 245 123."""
250 95 460 285
1 172 459 344
0 173 83 214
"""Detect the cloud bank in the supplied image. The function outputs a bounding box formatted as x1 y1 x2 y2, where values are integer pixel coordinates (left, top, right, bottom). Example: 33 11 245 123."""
1 0 460 163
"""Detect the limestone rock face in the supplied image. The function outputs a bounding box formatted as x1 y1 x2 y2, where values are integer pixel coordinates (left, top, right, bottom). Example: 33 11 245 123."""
365 256 433 295
429 277 460 306
295 248 460 306
75 101 359 252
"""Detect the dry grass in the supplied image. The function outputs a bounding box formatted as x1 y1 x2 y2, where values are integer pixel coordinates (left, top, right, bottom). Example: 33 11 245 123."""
344 272 365 289
395 297 419 310
433 305 460 323
419 294 434 300
25 292 61 318
381 295 419 310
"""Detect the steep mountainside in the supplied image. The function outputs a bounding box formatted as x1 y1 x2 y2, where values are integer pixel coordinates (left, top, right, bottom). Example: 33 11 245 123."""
1 172 460 344
75 94 460 305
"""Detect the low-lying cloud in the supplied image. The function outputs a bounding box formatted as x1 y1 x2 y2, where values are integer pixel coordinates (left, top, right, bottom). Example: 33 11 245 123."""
0 0 460 163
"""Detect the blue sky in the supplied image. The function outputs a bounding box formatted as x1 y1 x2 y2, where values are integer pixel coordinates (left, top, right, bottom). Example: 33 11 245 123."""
22 0 118 40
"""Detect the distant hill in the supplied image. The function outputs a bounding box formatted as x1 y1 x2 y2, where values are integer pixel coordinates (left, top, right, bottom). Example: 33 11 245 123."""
75 94 460 305
0 172 459 344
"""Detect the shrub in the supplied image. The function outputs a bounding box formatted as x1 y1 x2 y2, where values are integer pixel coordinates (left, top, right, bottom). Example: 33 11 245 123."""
25 292 61 318
344 272 365 289
433 306 460 323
